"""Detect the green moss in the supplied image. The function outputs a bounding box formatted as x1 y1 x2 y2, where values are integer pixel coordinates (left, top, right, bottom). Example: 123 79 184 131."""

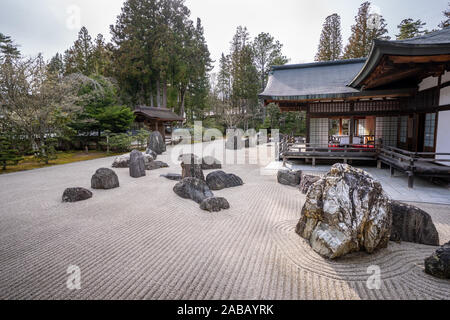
0 151 124 175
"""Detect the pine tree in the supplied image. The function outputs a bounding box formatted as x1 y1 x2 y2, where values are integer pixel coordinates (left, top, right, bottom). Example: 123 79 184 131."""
315 14 343 61
0 134 23 170
396 19 427 40
64 27 94 75
439 3 450 29
253 32 288 91
0 33 20 63
343 2 390 59
47 53 65 78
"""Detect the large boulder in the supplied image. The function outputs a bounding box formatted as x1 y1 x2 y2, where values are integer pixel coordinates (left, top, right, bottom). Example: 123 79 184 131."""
299 174 321 194
129 150 146 178
181 154 205 181
296 164 392 259
425 242 450 279
146 161 169 171
202 156 222 170
173 177 214 204
390 201 440 246
278 169 302 187
112 153 153 169
62 187 93 203
148 131 166 155
91 168 120 190
200 197 230 212
206 171 244 191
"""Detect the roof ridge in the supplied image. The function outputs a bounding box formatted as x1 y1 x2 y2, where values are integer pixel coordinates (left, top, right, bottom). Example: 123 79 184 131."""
271 58 367 71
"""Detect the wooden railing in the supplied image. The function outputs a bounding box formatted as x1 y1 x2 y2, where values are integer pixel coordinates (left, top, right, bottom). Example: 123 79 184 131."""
378 146 450 188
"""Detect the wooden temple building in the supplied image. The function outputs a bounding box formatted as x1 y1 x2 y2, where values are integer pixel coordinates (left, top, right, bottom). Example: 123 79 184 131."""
260 28 450 187
134 106 184 139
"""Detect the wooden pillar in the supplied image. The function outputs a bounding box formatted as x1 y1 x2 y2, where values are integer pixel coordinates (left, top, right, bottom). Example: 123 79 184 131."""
339 118 343 136
407 172 414 189
306 108 311 144
349 116 355 145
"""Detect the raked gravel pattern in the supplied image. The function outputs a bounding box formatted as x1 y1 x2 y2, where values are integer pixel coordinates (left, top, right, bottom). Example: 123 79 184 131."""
0 144 449 300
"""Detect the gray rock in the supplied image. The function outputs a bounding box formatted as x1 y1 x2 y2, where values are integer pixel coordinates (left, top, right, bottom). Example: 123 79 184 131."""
299 174 321 194
202 156 222 170
178 154 201 164
62 187 93 203
146 161 169 171
148 131 166 155
425 242 450 279
91 168 120 190
146 148 157 160
181 154 205 181
278 169 302 187
160 173 182 181
200 197 230 212
296 164 392 259
112 153 153 168
173 177 214 204
225 132 244 150
129 150 146 178
390 201 440 246
206 171 244 191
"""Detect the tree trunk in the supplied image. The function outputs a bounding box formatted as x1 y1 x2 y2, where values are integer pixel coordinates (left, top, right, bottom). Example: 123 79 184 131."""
156 79 161 107
149 81 154 108
162 81 167 109
179 87 186 118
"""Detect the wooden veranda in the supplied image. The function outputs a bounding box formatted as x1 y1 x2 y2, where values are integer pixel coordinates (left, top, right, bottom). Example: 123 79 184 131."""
279 136 450 188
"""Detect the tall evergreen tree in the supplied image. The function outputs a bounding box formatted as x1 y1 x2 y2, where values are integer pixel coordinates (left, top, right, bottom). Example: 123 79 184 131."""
0 33 20 63
439 3 450 29
47 53 65 78
110 0 209 112
315 14 343 61
252 32 288 91
343 2 390 59
64 27 95 75
396 19 427 40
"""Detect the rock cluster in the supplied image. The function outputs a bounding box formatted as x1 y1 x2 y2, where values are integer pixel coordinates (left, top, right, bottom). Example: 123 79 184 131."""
206 171 244 191
277 169 302 187
62 187 93 203
296 164 392 259
201 156 222 170
173 177 214 204
112 153 153 169
425 242 450 279
390 201 440 246
181 154 205 181
200 197 230 212
146 161 169 170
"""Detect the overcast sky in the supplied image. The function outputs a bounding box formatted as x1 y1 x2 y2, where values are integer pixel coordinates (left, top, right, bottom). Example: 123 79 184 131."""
1 0 448 71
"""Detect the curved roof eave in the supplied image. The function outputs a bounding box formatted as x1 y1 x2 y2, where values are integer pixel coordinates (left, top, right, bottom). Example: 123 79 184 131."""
349 38 450 88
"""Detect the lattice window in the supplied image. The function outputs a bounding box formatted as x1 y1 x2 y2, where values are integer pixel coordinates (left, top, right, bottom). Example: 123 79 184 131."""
424 113 436 148
376 117 398 147
358 119 366 136
399 116 408 144
310 118 329 146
